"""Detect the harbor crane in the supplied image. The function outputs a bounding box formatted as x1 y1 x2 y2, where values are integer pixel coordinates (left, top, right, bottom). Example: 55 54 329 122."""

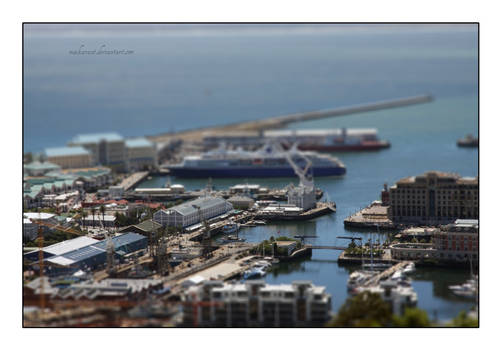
193 205 213 259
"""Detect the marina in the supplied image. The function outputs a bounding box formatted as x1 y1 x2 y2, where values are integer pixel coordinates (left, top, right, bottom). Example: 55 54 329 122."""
22 24 479 328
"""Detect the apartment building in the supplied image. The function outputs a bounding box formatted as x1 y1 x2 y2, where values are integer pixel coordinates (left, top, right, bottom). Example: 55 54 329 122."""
182 280 332 327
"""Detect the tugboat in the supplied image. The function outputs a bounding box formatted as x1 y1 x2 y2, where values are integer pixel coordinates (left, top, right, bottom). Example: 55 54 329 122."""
457 134 478 148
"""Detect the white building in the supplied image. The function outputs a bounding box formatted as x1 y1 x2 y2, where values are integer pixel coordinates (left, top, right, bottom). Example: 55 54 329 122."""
69 132 127 170
125 138 157 170
287 183 316 211
182 280 332 327
153 196 233 228
44 146 93 169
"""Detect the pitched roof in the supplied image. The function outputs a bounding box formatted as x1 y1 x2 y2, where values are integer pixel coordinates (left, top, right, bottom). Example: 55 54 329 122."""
45 146 90 157
71 132 124 144
125 137 154 148
165 196 229 216
133 219 162 233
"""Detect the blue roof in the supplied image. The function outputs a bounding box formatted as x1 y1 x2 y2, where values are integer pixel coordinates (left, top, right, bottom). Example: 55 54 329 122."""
72 132 124 144
60 233 147 263
45 146 90 157
125 138 154 148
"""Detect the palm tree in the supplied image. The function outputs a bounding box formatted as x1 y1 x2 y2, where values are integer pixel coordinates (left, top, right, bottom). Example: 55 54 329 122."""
90 208 96 228
100 205 106 227
80 207 86 231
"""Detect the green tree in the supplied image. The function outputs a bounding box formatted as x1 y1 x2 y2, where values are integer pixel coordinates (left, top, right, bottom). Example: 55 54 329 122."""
327 292 393 327
393 308 431 327
90 207 97 228
447 311 478 327
100 205 106 225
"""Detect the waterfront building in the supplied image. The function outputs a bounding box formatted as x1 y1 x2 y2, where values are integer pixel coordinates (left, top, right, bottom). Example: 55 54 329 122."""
388 171 478 224
23 236 99 261
390 219 478 264
227 195 255 209
432 219 478 262
182 280 332 327
153 196 233 229
125 138 157 170
43 233 147 270
44 146 93 169
69 132 127 170
287 183 316 211
24 161 61 177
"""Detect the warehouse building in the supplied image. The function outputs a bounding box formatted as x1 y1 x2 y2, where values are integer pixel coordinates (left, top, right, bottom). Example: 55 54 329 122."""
69 132 127 170
23 236 99 261
153 196 233 228
44 233 148 271
125 138 157 171
44 146 93 169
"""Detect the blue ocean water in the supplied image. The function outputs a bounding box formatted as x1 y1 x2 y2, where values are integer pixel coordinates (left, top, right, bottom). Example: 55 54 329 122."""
23 24 477 152
24 24 478 321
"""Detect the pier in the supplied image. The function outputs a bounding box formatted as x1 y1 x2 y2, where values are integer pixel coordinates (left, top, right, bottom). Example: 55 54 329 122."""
362 261 411 287
149 94 433 145
119 171 150 191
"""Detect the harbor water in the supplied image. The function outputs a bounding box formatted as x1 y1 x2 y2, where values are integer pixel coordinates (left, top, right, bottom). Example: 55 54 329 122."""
138 93 478 320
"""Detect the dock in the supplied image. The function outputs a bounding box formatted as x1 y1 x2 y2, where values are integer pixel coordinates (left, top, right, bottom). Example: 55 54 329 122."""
343 202 396 230
149 95 433 146
361 261 411 287
255 201 335 221
119 171 150 191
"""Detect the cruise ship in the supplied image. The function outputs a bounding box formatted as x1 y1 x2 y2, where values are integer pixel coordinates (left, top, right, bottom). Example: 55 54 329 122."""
166 144 346 178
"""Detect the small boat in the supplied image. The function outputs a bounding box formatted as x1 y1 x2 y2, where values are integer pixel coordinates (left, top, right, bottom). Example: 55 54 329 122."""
403 262 416 274
222 221 240 234
220 235 245 243
347 270 378 294
253 220 267 225
242 266 267 280
449 276 478 298
362 262 392 271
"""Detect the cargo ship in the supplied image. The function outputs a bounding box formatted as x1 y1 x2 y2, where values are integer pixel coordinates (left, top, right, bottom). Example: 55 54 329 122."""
457 134 478 148
166 144 346 178
203 128 390 152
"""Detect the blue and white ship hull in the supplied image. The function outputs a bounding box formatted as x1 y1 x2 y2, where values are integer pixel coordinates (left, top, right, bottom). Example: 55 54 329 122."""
167 166 346 178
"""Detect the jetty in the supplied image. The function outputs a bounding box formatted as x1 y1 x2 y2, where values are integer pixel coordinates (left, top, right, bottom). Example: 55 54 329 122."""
361 261 411 287
149 94 433 146
118 171 149 191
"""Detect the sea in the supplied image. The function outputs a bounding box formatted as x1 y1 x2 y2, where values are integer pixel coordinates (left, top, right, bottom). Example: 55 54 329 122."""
24 24 478 321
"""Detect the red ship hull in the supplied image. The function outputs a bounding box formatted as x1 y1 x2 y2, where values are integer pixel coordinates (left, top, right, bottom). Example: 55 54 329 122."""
296 141 391 152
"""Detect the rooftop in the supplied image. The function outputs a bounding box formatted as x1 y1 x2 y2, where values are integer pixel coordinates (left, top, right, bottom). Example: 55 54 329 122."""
24 161 61 171
71 132 124 144
23 212 56 220
164 196 230 216
45 146 90 158
125 137 154 148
